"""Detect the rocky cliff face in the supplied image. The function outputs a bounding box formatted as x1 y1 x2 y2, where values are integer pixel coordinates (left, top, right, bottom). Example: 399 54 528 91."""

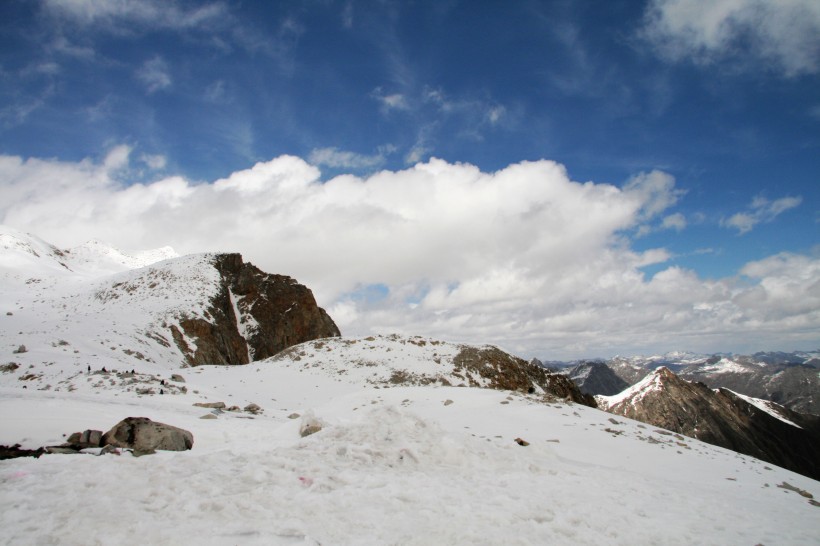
565 361 629 396
173 254 340 366
597 367 820 480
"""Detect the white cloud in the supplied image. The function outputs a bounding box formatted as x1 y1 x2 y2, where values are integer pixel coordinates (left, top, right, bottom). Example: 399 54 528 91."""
103 144 131 171
43 0 229 31
486 105 506 126
135 56 172 93
722 195 802 234
404 144 430 165
371 88 409 112
623 170 685 224
139 153 167 170
1 151 817 358
308 147 389 170
641 0 820 77
661 212 687 231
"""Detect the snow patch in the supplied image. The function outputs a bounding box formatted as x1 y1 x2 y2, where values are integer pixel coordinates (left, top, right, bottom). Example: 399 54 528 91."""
727 389 803 429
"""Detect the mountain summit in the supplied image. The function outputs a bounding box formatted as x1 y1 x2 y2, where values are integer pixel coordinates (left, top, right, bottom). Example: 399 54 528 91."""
597 367 820 480
1 227 339 368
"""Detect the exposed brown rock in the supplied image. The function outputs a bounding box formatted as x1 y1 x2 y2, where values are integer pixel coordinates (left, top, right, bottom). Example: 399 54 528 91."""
174 254 340 366
452 346 596 407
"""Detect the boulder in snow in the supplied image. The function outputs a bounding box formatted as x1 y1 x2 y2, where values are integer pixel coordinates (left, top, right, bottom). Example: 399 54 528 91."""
65 429 103 449
193 401 225 409
102 417 193 453
244 403 262 415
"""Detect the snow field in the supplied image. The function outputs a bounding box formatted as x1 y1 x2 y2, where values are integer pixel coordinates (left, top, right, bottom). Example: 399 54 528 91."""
2 383 819 545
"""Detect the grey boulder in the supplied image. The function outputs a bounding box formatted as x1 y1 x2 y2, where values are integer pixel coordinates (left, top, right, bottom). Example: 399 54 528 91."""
102 417 193 453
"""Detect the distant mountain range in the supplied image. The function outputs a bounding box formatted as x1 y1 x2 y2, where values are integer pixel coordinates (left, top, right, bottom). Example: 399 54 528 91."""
596 366 820 481
540 350 819 416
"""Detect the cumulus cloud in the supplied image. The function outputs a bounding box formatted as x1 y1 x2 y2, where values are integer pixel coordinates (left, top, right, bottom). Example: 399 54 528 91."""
736 252 820 319
722 195 802 234
641 0 820 77
1 150 817 358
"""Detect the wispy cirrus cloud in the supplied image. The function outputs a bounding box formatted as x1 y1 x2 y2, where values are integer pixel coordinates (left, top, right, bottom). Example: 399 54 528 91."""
135 56 172 94
722 195 803 234
308 146 395 171
41 0 230 32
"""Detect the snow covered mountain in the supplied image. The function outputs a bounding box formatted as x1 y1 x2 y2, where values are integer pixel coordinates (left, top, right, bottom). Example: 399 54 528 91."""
2 227 819 544
576 351 820 415
1 226 339 372
597 367 820 481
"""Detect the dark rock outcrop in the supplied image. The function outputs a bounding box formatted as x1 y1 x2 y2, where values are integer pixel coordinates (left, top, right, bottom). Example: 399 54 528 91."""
566 361 628 396
101 417 194 453
174 253 340 366
598 367 820 480
452 347 597 407
0 444 44 460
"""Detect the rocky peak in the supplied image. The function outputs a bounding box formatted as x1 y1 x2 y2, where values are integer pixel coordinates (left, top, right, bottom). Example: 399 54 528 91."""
597 367 820 480
566 360 629 396
173 253 340 366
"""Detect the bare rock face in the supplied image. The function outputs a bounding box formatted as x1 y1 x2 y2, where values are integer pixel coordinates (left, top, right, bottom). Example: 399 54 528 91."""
599 367 820 480
453 347 597 407
101 417 194 453
174 253 340 366
565 361 628 396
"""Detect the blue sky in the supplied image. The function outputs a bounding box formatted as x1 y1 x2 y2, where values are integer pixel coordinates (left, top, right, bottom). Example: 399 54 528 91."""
0 0 818 358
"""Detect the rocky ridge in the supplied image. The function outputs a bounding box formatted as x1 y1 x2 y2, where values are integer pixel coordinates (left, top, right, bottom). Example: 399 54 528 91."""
563 360 628 396
565 351 820 415
597 366 820 480
171 253 340 366
270 334 596 407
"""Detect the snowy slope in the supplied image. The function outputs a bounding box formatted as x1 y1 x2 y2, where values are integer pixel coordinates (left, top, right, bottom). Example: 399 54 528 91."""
1 229 819 544
728 389 803 428
2 337 819 544
2 378 819 545
0 227 244 375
